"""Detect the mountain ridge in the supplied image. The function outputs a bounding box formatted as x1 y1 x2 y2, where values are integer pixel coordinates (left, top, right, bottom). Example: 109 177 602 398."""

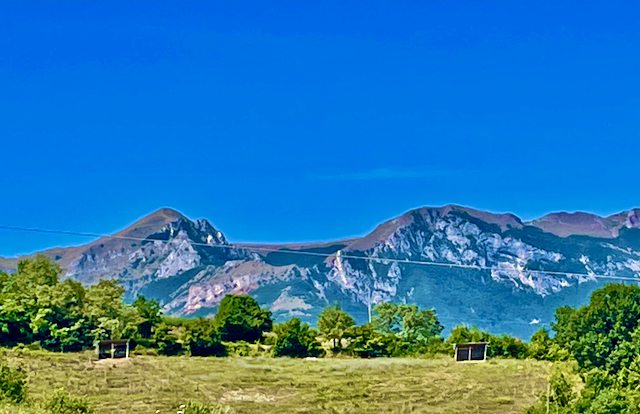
3 204 640 339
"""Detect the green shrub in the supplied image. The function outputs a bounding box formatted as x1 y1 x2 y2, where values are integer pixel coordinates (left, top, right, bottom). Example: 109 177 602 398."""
182 400 232 414
273 318 323 358
489 334 528 359
225 341 250 357
347 323 394 358
224 341 268 357
157 338 184 356
45 389 93 414
182 318 226 357
262 332 277 346
0 362 27 404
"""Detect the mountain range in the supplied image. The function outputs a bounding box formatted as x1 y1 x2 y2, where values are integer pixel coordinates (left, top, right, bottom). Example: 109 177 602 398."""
3 205 640 339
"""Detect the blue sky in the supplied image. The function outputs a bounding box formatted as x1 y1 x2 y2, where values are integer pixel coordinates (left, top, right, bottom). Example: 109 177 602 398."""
1 1 639 256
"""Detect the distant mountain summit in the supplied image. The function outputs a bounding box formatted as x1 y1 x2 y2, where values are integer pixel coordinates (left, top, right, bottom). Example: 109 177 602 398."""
3 205 640 339
527 209 640 238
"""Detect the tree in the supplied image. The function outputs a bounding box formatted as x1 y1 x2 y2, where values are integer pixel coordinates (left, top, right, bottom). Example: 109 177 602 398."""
490 334 528 359
317 302 355 351
132 295 162 339
552 283 640 373
446 324 489 345
0 255 63 346
85 279 141 340
273 318 323 358
346 323 394 358
0 255 92 349
31 279 92 351
154 323 184 356
213 294 272 342
15 254 61 287
182 317 226 357
528 328 552 360
373 302 443 355
524 283 640 413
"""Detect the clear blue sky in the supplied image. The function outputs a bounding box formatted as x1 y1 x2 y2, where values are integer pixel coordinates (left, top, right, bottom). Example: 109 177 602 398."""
1 1 639 256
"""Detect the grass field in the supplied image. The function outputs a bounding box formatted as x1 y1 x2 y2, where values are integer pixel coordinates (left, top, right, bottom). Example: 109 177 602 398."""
4 349 551 414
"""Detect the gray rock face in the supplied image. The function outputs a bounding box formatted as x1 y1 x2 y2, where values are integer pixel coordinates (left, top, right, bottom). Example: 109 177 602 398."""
4 205 640 339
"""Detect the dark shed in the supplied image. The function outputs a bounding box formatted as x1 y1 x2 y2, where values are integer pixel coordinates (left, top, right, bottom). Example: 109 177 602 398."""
454 342 488 362
95 339 130 359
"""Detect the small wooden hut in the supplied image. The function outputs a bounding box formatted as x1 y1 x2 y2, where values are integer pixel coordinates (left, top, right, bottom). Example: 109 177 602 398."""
454 342 488 362
95 339 130 359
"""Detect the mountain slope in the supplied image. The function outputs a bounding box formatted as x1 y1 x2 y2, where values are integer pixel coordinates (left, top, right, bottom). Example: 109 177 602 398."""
2 205 640 339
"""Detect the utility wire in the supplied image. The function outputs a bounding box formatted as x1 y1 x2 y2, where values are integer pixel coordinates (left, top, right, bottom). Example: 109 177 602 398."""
1 224 639 282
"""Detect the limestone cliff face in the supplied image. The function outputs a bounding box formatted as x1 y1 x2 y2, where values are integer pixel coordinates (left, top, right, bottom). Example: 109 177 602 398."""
4 205 640 339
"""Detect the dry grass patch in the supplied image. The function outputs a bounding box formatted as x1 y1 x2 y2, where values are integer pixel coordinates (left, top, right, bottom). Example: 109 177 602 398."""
5 349 551 413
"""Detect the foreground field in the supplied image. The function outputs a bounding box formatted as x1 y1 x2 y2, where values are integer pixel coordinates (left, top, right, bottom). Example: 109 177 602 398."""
6 350 550 414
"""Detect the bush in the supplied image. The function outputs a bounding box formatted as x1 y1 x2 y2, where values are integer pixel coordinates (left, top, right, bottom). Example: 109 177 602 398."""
157 338 184 356
347 323 394 358
224 341 250 357
489 334 528 359
183 400 232 414
187 339 226 357
45 389 94 414
224 341 269 357
523 372 577 414
182 318 226 357
273 318 323 358
213 295 272 343
0 362 27 404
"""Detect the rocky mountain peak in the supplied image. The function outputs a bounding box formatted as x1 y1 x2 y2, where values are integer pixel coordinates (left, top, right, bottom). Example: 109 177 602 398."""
346 205 522 251
114 207 187 239
425 205 523 231
625 209 640 229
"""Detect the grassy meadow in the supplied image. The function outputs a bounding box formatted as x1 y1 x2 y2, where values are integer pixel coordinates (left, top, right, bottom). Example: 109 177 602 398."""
3 349 552 414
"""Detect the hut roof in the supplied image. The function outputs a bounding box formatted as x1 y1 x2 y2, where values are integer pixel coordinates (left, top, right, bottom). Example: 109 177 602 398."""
96 339 130 345
454 342 489 346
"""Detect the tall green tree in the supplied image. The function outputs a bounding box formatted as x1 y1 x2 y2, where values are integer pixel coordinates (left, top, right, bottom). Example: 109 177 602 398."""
524 283 640 413
0 255 63 345
84 279 141 340
213 294 272 342
132 295 162 339
373 302 443 355
31 279 92 351
552 283 640 373
317 302 354 351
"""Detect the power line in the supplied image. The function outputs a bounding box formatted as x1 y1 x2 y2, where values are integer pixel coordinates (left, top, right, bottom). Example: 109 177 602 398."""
1 224 639 282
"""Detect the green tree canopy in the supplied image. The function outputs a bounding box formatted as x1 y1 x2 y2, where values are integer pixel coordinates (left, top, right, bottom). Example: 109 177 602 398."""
273 318 323 358
525 283 640 413
552 283 640 373
317 302 354 351
445 324 489 345
85 279 142 340
213 294 272 342
132 295 162 339
372 302 443 355
346 323 394 358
